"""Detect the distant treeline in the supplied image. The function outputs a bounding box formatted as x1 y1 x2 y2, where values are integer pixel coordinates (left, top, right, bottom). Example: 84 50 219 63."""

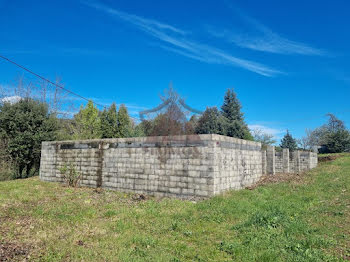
1 81 349 181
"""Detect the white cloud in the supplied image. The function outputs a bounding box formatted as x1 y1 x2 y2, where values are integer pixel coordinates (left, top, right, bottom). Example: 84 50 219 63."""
248 124 284 140
213 7 326 56
0 96 22 104
83 0 281 77
83 0 187 35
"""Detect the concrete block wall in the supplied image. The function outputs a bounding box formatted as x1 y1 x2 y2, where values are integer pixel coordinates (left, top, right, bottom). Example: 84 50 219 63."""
275 151 283 173
263 147 318 175
212 136 262 194
40 134 262 198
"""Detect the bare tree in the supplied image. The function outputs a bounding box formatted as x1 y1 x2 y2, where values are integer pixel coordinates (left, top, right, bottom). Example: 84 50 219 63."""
1 75 76 117
251 128 276 147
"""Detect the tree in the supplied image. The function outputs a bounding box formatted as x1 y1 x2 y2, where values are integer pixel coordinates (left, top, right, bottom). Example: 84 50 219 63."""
252 128 276 147
185 115 198 135
322 114 350 153
280 130 298 151
74 100 101 139
100 103 118 138
150 102 187 136
301 114 350 153
0 98 58 178
221 89 252 140
324 130 350 153
132 122 146 137
195 107 225 135
117 104 133 138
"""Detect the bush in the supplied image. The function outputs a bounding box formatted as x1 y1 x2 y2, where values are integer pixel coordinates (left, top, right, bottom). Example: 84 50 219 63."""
59 163 81 187
0 98 58 178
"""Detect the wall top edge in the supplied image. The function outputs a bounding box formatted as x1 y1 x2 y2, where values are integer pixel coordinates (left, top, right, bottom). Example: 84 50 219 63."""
42 134 261 147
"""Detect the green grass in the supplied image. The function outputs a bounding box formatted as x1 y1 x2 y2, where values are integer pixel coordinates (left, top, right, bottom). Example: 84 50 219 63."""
0 154 349 261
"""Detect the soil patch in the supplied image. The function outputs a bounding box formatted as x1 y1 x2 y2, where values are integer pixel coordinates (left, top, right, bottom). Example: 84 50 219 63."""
247 172 306 190
0 241 29 261
318 155 340 162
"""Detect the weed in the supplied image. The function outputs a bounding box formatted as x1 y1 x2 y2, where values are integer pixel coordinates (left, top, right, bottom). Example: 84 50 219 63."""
59 163 81 187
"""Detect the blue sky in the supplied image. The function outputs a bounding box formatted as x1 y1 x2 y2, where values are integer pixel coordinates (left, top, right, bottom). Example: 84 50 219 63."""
1 0 349 141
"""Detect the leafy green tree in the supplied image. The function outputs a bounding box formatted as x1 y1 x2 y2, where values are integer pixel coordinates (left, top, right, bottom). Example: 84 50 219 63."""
100 103 118 138
0 98 58 178
322 114 350 153
195 107 225 135
221 89 252 140
117 104 133 138
280 130 298 151
74 100 101 139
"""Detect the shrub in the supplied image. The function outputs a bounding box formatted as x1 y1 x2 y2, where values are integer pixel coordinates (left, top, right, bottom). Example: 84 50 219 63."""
0 98 58 178
59 163 81 187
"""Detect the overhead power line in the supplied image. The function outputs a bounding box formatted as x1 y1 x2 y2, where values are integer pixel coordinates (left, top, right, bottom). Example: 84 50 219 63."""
1 54 348 124
0 54 107 109
0 54 143 120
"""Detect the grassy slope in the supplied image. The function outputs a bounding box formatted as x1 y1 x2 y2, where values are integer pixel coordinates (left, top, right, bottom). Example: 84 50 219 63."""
0 155 349 262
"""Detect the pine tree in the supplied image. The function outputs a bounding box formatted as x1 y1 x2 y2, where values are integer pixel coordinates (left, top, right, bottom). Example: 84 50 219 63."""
74 100 101 139
221 89 252 140
100 103 118 138
195 107 225 135
280 130 298 151
117 104 132 138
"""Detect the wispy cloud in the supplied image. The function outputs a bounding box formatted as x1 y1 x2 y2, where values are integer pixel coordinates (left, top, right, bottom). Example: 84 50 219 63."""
83 0 281 77
83 0 187 35
212 4 326 56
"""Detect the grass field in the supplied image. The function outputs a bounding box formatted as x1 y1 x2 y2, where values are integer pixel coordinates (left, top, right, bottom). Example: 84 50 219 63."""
0 154 349 261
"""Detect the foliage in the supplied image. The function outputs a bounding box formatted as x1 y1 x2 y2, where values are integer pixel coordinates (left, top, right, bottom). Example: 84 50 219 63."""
149 102 188 136
252 128 276 147
56 118 76 141
184 115 198 135
132 123 146 137
0 139 15 181
74 100 102 139
0 154 349 261
0 98 58 178
323 129 350 153
195 107 225 135
280 130 298 151
100 103 118 138
59 163 81 187
117 104 133 138
302 114 350 153
322 114 350 153
220 89 253 140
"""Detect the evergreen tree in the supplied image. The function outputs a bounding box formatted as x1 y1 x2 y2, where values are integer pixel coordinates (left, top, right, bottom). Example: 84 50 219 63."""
221 88 244 121
323 114 350 153
195 107 225 135
100 103 118 138
221 88 252 140
280 130 298 151
74 100 101 139
132 123 146 137
117 104 133 138
0 98 58 178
